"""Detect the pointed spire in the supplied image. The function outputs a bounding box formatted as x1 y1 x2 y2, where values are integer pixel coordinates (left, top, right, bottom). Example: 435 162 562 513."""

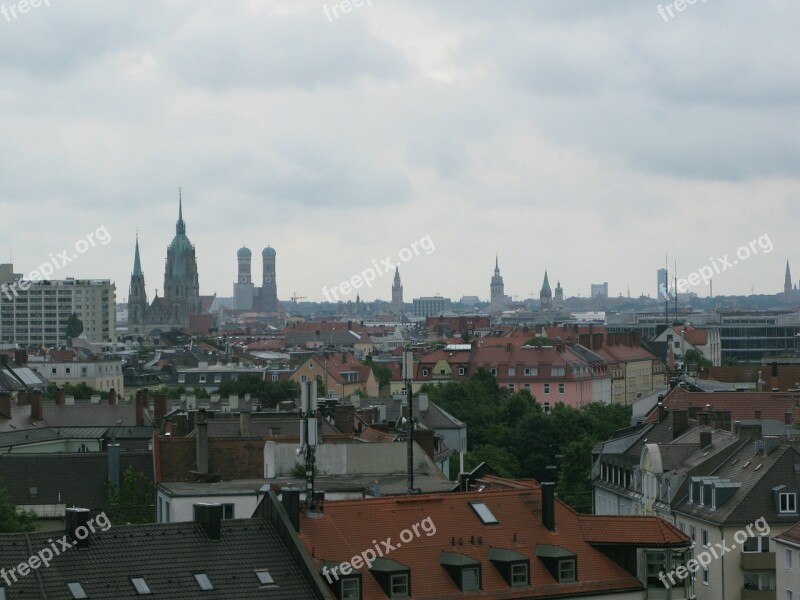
176 188 186 235
786 260 792 285
541 270 551 293
133 234 143 277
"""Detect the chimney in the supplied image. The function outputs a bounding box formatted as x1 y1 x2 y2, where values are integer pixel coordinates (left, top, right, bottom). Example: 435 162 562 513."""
671 410 689 440
333 405 355 434
699 431 712 449
64 508 92 548
135 393 145 426
55 387 66 406
107 443 120 489
0 392 12 419
154 394 168 423
30 392 43 420
281 488 302 532
108 388 117 405
240 410 251 437
656 402 666 423
196 409 209 475
342 351 347 364
541 482 556 531
195 503 223 540
13 349 27 365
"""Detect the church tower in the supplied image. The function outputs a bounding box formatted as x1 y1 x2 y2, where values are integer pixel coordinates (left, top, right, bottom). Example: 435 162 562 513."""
233 246 254 310
786 261 793 296
540 271 552 311
489 256 505 314
163 192 201 326
128 235 148 333
261 246 278 312
554 281 564 310
391 266 404 315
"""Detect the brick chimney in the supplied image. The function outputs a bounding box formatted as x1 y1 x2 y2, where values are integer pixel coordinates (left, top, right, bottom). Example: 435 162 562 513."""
30 392 43 420
55 387 66 406
108 388 117 405
0 392 12 419
13 349 27 365
154 394 168 423
196 409 209 475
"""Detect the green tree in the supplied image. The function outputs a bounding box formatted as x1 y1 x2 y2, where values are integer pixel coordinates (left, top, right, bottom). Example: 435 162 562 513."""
0 479 36 533
106 466 154 524
370 362 393 390
524 337 556 347
684 348 711 367
65 313 84 344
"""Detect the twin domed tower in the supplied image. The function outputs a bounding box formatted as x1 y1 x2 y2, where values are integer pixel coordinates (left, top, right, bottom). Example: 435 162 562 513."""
233 245 278 312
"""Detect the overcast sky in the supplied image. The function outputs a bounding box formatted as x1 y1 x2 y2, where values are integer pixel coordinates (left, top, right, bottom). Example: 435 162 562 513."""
1 0 798 304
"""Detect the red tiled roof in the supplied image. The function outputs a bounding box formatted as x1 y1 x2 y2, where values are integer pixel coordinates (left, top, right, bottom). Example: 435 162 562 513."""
298 485 686 599
578 515 688 546
663 387 800 423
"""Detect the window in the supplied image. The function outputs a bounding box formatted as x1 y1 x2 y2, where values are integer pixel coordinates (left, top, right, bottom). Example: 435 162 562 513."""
787 548 794 571
551 367 565 376
214 375 221 383
558 559 576 583
524 367 538 376
543 402 551 413
178 374 186 383
558 383 564 394
511 563 528 586
490 368 497 376
390 573 409 597
523 383 530 389
199 375 207 384
301 375 308 383
255 570 277 588
422 369 429 377
458 367 465 376
744 572 773 591
194 574 213 591
689 525 696 542
131 578 152 594
701 529 709 547
544 384 550 394
677 521 685 532
781 493 797 513
469 501 499 524
508 367 516 376
29 487 37 498
743 536 770 553
462 567 480 591
508 384 515 391
787 591 793 600
65 367 71 374
67 583 88 599
222 504 234 519
341 578 360 599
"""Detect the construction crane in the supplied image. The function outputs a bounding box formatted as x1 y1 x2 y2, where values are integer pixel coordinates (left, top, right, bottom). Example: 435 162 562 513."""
291 292 307 304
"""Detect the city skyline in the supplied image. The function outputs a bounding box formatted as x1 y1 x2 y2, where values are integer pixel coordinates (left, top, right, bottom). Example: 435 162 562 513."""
1 2 798 302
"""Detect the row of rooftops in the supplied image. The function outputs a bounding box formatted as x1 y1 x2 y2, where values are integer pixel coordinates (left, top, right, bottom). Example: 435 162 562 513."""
0 477 691 600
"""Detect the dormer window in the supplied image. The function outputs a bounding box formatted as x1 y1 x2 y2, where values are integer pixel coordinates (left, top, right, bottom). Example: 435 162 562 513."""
440 552 481 592
369 558 410 599
390 574 409 597
558 559 576 583
781 493 797 513
511 563 528 586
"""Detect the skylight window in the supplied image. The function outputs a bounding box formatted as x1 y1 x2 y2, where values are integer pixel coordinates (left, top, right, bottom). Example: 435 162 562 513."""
255 570 277 587
131 577 152 595
68 582 88 599
194 573 214 591
469 501 499 524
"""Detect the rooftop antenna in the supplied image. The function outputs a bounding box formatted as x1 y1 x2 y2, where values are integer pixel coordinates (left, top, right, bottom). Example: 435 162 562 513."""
300 380 319 512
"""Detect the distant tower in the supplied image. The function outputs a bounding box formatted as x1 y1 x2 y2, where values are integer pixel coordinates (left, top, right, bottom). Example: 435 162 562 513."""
785 261 793 296
554 280 564 310
261 246 278 312
128 235 148 333
540 271 552 311
163 193 201 325
233 246 254 310
657 268 668 299
391 266 404 315
489 256 505 314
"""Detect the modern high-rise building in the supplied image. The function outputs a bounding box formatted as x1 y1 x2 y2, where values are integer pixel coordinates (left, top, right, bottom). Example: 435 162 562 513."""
231 245 279 312
412 296 451 317
657 268 668 299
391 266 404 315
128 193 202 334
0 267 116 346
590 282 608 298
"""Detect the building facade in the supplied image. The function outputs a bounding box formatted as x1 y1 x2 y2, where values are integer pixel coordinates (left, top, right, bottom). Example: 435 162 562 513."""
0 270 116 346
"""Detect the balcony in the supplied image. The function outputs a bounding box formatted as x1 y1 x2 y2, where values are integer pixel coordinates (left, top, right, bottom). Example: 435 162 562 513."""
740 551 775 570
741 588 775 600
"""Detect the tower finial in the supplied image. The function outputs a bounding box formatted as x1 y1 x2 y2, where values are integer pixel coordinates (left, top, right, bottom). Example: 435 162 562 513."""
176 188 186 235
